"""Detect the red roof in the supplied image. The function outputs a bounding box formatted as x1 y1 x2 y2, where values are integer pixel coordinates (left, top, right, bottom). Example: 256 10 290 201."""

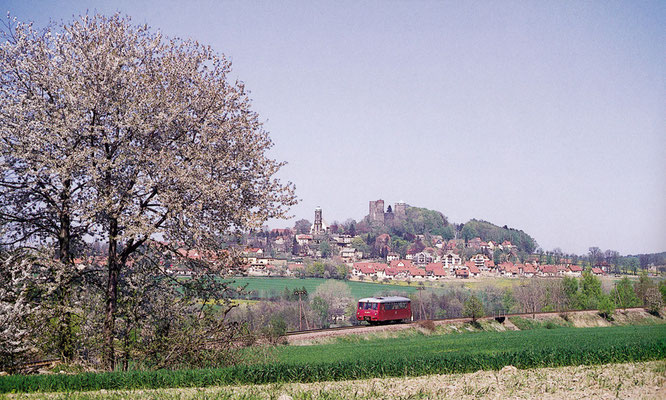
484 260 495 267
432 268 448 276
358 266 375 274
425 262 444 272
456 269 469 276
540 264 558 274
522 264 537 274
465 261 475 269
390 259 414 270
409 268 426 277
569 265 582 272
591 267 605 275
384 267 398 276
469 265 480 274
499 262 513 270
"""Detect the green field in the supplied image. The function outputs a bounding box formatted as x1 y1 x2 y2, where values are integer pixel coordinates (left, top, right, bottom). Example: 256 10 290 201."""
226 277 418 299
2 324 664 394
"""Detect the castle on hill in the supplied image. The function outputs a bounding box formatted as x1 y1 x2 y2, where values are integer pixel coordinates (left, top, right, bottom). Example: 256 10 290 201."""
369 199 406 225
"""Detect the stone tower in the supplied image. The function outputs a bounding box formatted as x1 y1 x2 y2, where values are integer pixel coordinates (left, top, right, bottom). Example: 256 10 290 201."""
311 206 326 234
369 200 385 223
394 201 406 219
384 205 395 225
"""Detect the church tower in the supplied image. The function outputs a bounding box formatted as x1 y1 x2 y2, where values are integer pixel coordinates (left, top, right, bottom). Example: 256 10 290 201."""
311 206 327 234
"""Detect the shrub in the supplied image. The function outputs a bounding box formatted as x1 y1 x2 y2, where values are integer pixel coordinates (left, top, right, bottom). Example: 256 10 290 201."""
463 295 484 323
262 316 287 345
645 287 664 317
598 296 615 321
416 320 436 332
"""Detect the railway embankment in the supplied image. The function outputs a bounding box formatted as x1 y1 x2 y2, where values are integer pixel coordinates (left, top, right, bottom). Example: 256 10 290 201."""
287 307 664 344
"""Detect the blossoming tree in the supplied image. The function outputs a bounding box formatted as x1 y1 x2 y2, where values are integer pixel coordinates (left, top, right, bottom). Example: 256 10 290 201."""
0 14 296 370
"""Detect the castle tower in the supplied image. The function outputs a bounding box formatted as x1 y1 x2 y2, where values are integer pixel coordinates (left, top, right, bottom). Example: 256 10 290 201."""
384 205 395 225
369 200 385 223
394 201 406 219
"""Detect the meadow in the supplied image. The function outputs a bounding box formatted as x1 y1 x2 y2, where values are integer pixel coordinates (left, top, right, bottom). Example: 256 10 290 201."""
2 324 664 394
226 277 418 299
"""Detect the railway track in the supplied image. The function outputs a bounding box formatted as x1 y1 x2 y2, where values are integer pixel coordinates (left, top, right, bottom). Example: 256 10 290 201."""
285 306 648 337
15 307 649 369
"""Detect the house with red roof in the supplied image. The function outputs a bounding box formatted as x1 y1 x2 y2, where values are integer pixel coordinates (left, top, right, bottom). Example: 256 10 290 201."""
425 262 444 275
468 265 480 277
383 267 399 279
408 268 426 279
499 262 519 277
566 265 583 277
455 269 470 279
539 264 558 277
295 234 313 245
591 267 605 276
390 259 414 271
520 263 537 277
430 266 449 279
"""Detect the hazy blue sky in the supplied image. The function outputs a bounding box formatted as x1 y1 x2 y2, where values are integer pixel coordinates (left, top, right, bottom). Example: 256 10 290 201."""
4 1 665 255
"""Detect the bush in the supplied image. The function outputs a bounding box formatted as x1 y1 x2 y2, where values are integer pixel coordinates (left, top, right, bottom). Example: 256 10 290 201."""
645 287 664 317
598 296 615 321
463 295 484 323
416 320 436 332
262 316 287 344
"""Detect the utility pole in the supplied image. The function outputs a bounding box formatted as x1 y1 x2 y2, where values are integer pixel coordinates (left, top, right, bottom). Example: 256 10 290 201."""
416 286 427 320
294 289 310 330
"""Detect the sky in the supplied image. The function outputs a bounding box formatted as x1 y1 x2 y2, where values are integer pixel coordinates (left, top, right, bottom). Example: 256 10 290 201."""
3 1 665 255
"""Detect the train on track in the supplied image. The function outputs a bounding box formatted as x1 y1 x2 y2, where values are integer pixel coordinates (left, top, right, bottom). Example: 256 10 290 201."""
356 296 412 324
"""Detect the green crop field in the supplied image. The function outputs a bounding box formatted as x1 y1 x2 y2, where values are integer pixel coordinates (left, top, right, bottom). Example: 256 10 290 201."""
2 324 664 394
225 277 419 299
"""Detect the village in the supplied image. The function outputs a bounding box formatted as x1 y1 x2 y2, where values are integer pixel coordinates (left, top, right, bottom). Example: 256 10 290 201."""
229 201 610 282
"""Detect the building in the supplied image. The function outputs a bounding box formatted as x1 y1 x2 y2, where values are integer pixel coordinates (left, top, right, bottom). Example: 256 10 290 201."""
368 199 407 225
310 206 328 234
369 200 385 223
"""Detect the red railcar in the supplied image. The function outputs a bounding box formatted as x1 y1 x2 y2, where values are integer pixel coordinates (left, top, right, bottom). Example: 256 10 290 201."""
356 296 412 324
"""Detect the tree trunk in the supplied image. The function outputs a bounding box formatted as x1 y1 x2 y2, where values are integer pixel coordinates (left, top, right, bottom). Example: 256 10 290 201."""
103 217 120 371
57 179 75 360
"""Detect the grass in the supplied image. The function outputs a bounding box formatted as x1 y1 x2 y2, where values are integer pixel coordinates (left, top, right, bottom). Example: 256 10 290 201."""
2 324 665 394
508 316 572 330
4 361 665 399
225 277 419 299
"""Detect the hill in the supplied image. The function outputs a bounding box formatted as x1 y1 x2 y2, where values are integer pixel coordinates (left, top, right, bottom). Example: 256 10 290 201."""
359 204 537 254
461 219 538 253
